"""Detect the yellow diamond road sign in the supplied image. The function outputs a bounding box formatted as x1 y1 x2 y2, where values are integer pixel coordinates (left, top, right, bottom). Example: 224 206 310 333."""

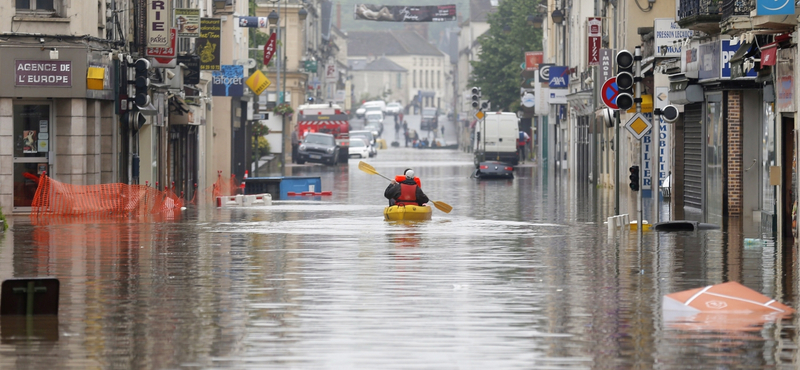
474 110 485 120
246 70 271 96
625 112 652 140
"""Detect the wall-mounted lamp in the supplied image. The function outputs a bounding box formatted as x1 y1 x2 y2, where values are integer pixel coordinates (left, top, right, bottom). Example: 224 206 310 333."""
49 48 59 60
527 14 544 28
551 9 564 24
503 24 511 33
298 7 308 21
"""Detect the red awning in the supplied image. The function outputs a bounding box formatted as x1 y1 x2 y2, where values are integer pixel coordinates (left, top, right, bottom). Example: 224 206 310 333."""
761 42 778 67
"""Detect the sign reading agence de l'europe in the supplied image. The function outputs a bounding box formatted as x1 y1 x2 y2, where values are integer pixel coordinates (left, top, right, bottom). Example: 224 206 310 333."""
15 60 72 87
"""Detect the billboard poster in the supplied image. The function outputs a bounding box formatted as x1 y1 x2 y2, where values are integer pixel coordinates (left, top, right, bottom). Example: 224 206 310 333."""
212 65 244 97
354 4 456 22
238 16 270 28
199 18 221 70
175 8 200 37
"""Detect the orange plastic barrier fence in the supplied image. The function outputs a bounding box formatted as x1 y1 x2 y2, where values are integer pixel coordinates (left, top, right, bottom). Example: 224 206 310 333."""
31 174 184 216
199 172 239 205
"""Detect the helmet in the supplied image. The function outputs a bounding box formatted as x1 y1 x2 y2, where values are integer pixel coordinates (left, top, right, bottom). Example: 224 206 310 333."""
404 169 414 179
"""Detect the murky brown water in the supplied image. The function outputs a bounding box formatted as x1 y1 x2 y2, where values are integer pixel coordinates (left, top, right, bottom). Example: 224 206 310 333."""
0 146 797 369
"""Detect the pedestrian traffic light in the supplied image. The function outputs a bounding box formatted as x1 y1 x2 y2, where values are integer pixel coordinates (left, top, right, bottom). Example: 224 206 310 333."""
629 165 640 191
615 50 634 111
471 86 481 109
134 58 150 109
121 111 146 131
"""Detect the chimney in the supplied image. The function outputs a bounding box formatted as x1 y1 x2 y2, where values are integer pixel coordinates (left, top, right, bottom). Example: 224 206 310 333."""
336 2 341 29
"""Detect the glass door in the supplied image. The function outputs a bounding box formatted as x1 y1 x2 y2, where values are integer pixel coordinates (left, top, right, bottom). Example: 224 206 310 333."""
705 93 723 224
13 103 51 211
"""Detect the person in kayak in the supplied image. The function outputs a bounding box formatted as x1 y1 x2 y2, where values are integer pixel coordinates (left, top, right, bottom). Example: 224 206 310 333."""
385 169 429 206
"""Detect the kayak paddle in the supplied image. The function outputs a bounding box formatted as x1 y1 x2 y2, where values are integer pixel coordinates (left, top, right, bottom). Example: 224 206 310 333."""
358 161 452 214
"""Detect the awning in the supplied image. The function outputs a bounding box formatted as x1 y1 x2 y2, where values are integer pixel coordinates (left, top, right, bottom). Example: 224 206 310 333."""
760 42 778 66
169 96 198 125
626 94 652 113
566 89 594 116
729 40 757 64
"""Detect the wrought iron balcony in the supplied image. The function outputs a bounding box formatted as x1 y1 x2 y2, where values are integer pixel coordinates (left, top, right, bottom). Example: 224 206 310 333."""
677 0 722 33
721 0 752 19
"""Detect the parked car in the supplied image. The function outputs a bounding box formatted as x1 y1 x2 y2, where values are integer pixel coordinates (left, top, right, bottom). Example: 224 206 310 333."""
365 112 384 136
365 123 382 138
348 138 371 158
296 132 340 166
355 106 367 118
472 161 514 179
386 102 403 115
420 107 438 131
363 100 387 113
349 130 377 157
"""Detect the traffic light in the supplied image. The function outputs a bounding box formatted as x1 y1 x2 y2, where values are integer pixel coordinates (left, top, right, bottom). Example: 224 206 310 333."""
471 87 481 109
134 58 150 109
629 165 640 191
615 50 634 111
121 111 146 131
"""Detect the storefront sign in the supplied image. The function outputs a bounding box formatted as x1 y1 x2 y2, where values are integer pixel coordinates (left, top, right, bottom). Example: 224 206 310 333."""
587 18 602 66
776 50 794 112
525 51 543 71
178 55 200 84
549 66 569 89
147 0 171 48
238 16 269 28
697 41 719 80
354 4 457 22
15 60 71 87
146 28 177 59
721 40 756 78
174 8 200 37
549 88 567 104
199 18 221 70
212 65 244 96
757 0 794 15
654 19 693 58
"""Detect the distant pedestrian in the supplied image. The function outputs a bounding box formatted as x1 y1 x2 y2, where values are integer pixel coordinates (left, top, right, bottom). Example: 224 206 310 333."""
399 112 404 124
404 128 410 147
440 125 445 137
291 126 300 163
517 130 530 164
403 120 408 133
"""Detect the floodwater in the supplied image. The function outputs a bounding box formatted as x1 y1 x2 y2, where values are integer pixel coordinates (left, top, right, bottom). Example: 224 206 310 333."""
0 147 798 369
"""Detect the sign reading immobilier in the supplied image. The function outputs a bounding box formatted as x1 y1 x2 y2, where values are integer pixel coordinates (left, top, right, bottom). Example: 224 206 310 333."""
15 60 72 87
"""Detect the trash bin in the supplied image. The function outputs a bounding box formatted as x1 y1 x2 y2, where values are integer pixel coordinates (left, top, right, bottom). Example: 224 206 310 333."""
244 176 322 199
279 176 321 198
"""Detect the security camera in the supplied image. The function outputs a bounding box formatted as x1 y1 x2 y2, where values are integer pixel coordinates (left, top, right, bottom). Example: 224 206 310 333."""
584 76 593 85
166 70 175 79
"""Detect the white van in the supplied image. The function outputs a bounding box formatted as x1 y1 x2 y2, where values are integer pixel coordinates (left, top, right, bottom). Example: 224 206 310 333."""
474 112 519 166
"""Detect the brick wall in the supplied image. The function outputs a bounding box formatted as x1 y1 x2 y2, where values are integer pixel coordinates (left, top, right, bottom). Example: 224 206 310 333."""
727 91 742 215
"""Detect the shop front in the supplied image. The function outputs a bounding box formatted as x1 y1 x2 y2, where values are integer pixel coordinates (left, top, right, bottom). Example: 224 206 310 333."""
0 44 116 213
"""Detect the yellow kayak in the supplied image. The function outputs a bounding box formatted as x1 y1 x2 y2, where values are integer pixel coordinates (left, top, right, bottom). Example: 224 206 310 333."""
384 204 433 221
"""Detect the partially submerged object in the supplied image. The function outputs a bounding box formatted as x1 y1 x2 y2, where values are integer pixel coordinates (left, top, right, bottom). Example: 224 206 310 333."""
663 281 794 331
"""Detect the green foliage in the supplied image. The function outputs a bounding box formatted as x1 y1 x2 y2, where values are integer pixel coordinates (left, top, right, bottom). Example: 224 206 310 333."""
469 0 543 112
253 136 272 159
273 103 294 115
0 206 7 231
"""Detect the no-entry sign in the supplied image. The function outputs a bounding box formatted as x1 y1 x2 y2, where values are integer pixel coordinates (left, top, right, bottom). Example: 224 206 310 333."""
601 77 619 110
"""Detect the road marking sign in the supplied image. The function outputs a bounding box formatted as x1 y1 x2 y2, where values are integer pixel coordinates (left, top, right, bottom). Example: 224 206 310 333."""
474 110 485 120
601 77 619 109
625 112 652 140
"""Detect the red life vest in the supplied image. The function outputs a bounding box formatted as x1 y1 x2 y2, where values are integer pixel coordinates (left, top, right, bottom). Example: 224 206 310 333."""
396 183 419 206
394 175 422 187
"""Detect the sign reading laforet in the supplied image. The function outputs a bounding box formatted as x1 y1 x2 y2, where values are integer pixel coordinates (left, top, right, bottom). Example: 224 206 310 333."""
354 4 456 21
212 65 244 97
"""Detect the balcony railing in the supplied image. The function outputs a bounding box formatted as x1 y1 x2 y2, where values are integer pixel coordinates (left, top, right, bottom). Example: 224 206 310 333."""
721 0 752 19
677 0 722 32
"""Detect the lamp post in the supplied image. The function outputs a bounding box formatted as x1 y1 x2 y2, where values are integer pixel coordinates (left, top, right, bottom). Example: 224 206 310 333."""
551 7 565 172
267 5 286 169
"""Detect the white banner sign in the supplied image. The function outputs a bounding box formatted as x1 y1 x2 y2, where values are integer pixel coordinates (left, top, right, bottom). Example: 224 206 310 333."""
148 0 172 48
654 18 693 58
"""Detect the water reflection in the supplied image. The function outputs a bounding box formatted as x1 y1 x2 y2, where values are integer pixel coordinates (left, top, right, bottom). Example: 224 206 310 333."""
0 148 796 369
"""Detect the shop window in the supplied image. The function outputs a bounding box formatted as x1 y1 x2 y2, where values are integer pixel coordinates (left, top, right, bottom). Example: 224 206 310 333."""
13 104 50 209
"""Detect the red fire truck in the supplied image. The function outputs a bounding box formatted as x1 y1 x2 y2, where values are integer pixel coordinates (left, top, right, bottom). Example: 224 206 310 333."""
296 103 350 164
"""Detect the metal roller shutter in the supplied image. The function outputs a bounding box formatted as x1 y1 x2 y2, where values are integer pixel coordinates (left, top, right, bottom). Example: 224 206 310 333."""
683 103 703 210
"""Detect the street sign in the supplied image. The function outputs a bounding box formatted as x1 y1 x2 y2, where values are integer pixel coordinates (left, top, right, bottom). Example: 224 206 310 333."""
246 70 271 96
625 112 652 140
474 110 485 120
601 77 619 109
521 92 535 108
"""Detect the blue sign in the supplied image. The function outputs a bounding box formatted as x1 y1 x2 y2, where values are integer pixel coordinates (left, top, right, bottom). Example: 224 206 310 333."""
757 0 794 15
549 66 569 89
212 65 244 97
721 40 757 78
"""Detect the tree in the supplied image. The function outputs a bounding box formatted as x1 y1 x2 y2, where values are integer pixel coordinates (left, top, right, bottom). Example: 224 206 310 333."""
469 0 543 112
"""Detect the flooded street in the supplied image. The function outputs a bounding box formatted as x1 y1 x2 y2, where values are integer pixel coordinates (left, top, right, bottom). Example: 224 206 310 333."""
1 145 798 369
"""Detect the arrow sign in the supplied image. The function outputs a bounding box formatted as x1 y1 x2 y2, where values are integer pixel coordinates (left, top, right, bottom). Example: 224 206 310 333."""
263 32 277 66
601 77 619 109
